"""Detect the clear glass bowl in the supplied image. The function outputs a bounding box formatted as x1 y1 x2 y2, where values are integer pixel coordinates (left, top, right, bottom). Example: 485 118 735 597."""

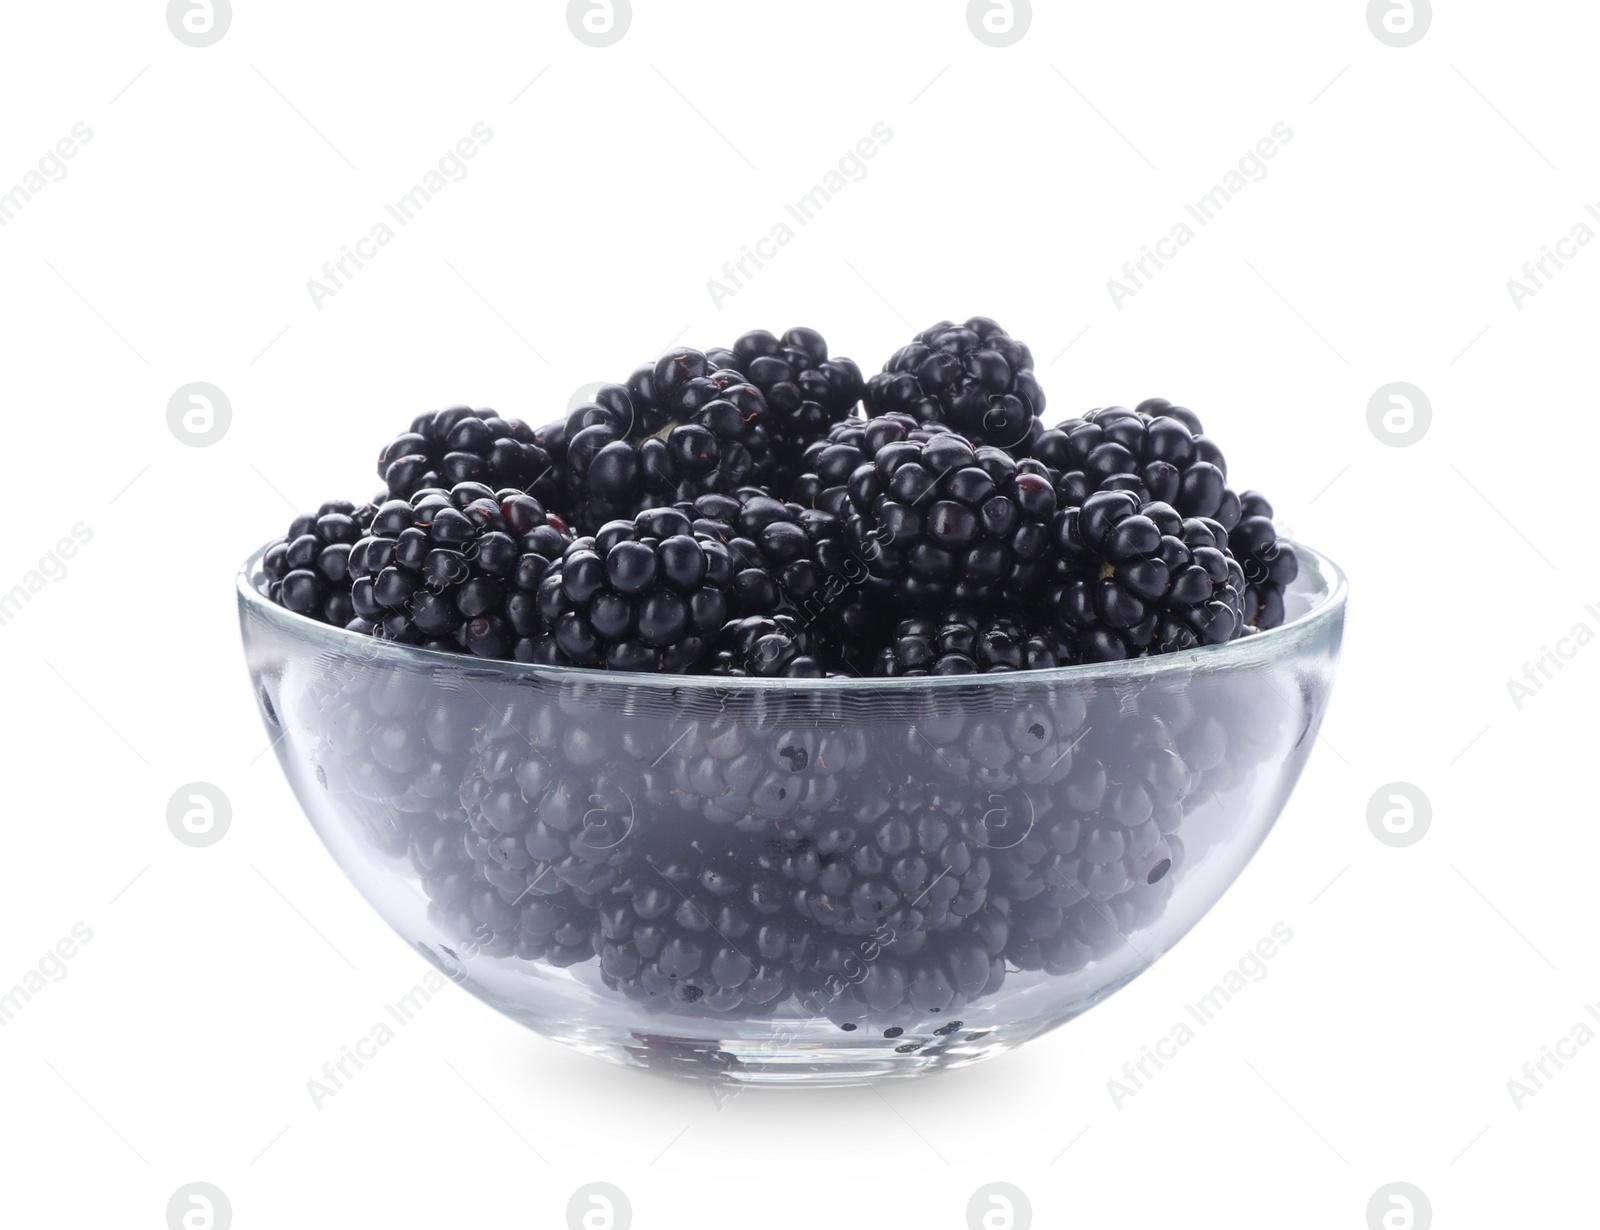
237 544 1345 1085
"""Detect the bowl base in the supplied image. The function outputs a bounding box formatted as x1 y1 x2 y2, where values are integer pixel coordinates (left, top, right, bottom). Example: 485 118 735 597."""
542 1020 1052 1086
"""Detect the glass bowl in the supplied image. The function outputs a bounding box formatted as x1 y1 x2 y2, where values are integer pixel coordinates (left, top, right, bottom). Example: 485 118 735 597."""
237 544 1345 1085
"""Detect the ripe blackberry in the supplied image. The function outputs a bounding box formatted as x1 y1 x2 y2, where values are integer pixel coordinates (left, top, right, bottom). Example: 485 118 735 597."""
873 611 1071 676
594 830 805 1015
895 688 1091 794
307 660 481 830
839 428 1059 614
759 774 996 956
705 328 864 486
659 705 871 832
1032 401 1239 526
678 489 846 627
346 483 572 659
796 926 1008 1021
1046 490 1247 662
410 805 600 968
532 508 757 672
1230 490 1298 629
377 407 557 505
263 499 375 626
789 412 947 511
710 614 824 678
458 697 642 907
865 317 1045 453
563 350 774 532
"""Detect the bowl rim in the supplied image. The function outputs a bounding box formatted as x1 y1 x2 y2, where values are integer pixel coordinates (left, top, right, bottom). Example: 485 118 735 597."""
237 540 1346 691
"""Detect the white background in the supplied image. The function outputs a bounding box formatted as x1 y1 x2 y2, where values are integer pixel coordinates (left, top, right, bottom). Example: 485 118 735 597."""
1 1 1593 1226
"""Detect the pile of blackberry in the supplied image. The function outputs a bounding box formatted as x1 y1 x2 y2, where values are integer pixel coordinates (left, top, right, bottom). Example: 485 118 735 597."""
261 318 1296 670
254 316 1313 1027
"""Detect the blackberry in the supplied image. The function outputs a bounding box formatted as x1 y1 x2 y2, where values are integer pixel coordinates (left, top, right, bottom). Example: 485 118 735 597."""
759 774 997 956
678 489 846 627
894 685 1091 793
1230 490 1298 630
563 350 774 533
595 830 806 1015
865 317 1045 453
705 328 864 487
1031 401 1238 529
1034 401 1298 631
411 805 600 968
873 611 1071 676
838 428 1059 614
658 703 871 832
346 483 572 659
790 411 949 514
377 407 557 505
532 508 755 672
458 696 642 907
710 614 824 678
790 924 1007 1024
306 658 481 828
263 499 376 626
1046 490 1247 662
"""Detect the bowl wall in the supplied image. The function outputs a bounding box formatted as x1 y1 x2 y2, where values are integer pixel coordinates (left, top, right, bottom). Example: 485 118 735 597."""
238 545 1345 1083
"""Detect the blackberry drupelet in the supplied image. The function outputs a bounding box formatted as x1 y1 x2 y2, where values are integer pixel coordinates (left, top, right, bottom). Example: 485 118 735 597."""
563 349 774 533
377 407 557 505
1230 490 1298 630
263 499 376 627
705 328 865 487
346 482 572 659
532 508 757 672
873 611 1071 676
865 317 1046 453
1046 490 1247 662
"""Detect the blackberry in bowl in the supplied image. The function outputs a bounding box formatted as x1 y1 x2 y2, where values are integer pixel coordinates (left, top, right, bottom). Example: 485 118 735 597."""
238 538 1345 1084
